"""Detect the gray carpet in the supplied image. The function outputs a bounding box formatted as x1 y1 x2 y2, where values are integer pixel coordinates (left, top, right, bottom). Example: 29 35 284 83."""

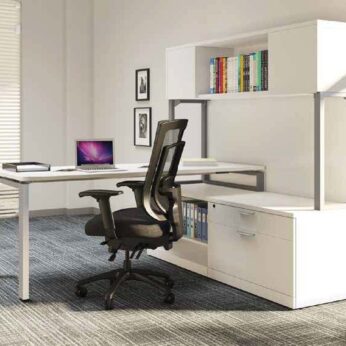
0 215 346 346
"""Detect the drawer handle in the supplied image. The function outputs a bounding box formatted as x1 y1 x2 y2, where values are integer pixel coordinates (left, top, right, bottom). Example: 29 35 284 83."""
237 230 256 237
239 211 255 217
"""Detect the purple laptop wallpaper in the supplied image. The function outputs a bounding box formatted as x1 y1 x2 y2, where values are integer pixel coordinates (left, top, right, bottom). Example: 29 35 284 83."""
77 141 113 165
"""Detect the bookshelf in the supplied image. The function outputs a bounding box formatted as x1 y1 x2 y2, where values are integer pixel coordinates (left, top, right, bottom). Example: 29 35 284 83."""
167 19 346 210
147 19 346 309
198 91 312 100
166 20 346 100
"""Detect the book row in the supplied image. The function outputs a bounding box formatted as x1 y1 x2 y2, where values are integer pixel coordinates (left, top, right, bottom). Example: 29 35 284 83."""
209 50 268 93
182 200 208 242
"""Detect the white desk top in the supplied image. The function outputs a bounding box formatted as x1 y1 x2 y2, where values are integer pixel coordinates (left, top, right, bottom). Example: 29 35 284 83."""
182 183 346 217
0 162 265 184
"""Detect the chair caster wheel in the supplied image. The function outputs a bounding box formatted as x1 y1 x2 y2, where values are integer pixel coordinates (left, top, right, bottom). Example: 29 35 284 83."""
165 279 174 289
163 292 175 304
105 298 114 310
75 286 88 298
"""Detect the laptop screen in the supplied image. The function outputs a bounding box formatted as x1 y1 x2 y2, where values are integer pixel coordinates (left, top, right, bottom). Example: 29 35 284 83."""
76 140 114 166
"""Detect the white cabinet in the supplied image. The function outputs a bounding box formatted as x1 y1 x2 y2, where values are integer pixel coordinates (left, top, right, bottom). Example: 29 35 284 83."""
166 20 346 99
166 46 233 99
208 204 294 298
147 237 208 276
148 184 346 309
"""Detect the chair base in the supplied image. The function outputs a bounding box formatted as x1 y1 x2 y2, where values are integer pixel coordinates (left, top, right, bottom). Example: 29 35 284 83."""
75 251 175 310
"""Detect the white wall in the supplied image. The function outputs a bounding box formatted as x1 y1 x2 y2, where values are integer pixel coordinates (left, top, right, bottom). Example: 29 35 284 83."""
21 0 346 211
92 0 346 204
21 0 93 211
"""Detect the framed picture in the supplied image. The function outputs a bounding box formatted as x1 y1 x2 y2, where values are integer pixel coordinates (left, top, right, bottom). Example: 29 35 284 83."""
134 107 152 147
136 68 150 101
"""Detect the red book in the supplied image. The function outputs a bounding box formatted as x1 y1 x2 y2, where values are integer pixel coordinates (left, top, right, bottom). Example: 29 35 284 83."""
215 58 219 93
219 57 223 93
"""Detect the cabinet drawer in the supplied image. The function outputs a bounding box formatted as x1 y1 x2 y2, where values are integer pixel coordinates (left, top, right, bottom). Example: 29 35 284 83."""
208 203 293 241
208 222 294 296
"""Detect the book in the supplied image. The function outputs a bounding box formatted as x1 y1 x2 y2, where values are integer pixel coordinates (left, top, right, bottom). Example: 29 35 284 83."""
234 56 239 92
182 201 186 235
193 204 197 238
209 58 215 93
222 57 227 93
2 162 51 172
262 50 268 91
226 57 233 93
238 55 244 92
201 207 207 242
243 54 250 92
209 49 268 94
250 53 256 92
215 57 219 93
218 57 223 93
256 51 262 91
197 206 202 240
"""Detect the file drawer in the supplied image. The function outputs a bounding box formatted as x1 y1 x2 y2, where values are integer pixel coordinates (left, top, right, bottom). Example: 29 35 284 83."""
208 203 293 241
208 222 294 296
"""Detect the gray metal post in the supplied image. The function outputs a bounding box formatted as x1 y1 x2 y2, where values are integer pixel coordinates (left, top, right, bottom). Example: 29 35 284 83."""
201 101 208 158
168 100 175 120
314 92 325 210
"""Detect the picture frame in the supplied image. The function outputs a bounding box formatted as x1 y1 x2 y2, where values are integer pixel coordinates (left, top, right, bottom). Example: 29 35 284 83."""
134 107 152 147
135 68 150 101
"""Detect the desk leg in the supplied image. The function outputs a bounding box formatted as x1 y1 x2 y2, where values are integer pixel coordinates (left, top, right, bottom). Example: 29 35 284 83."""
18 184 29 301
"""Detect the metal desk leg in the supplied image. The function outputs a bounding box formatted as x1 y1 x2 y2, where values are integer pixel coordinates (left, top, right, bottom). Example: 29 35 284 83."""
18 183 29 301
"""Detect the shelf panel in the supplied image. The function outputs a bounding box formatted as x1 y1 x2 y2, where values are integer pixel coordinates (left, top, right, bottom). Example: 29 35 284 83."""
167 20 316 49
182 236 208 246
198 92 313 101
181 183 346 217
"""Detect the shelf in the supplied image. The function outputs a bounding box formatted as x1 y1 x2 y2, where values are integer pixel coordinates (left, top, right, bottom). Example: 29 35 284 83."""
182 236 208 246
181 183 346 217
167 20 316 50
198 92 313 101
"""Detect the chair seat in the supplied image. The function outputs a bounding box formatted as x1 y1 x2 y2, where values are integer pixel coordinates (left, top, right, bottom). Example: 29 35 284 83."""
85 207 171 239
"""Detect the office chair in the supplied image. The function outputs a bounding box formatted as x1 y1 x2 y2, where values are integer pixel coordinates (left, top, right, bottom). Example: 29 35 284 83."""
75 119 188 309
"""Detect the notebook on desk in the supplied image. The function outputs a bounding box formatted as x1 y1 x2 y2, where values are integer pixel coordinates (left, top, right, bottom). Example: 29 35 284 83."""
76 139 118 171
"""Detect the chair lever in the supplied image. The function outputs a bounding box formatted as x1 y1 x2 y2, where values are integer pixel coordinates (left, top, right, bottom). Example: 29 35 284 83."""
108 252 117 262
130 246 138 259
135 247 145 259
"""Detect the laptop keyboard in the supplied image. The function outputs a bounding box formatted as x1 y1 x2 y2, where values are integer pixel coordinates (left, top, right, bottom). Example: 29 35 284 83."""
78 166 118 171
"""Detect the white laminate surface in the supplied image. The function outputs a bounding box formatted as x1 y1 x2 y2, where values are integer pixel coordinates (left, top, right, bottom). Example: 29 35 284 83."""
182 183 346 217
0 162 265 183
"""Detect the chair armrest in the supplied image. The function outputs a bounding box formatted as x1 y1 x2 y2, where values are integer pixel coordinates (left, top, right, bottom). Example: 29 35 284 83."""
116 180 144 189
116 181 144 207
79 189 123 200
79 190 123 234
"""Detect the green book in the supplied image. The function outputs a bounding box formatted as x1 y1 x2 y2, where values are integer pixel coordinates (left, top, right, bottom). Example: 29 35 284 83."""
256 51 262 91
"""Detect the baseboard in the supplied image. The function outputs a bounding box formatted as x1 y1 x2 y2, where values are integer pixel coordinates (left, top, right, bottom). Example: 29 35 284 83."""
29 207 98 217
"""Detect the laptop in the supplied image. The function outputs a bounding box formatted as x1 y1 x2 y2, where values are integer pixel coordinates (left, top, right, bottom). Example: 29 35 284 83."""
76 139 116 171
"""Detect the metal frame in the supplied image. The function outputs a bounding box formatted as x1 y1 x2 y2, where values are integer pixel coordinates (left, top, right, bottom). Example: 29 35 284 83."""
314 91 346 210
169 99 265 192
314 92 325 210
170 91 346 210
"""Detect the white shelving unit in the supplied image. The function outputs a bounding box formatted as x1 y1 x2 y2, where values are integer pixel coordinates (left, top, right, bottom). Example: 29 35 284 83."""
149 184 346 308
148 19 346 309
197 91 312 101
166 20 346 99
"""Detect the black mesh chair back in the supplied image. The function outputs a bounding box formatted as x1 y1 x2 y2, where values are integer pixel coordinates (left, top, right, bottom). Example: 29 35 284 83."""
76 119 188 309
142 119 188 241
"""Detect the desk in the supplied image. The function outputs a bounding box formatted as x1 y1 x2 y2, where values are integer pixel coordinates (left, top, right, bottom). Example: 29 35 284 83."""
0 161 264 300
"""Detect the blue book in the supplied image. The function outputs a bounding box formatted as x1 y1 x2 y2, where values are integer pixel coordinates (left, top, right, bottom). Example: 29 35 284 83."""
197 206 202 240
187 203 192 238
182 201 186 235
209 57 215 93
201 207 208 242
